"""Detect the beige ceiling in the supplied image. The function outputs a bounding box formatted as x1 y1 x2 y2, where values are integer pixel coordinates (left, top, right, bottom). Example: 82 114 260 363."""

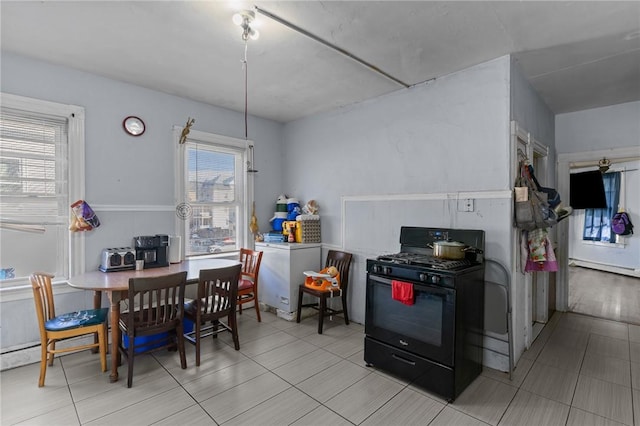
1 1 639 123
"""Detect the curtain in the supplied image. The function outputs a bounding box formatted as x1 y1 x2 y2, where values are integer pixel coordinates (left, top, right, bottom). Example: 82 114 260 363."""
583 172 621 242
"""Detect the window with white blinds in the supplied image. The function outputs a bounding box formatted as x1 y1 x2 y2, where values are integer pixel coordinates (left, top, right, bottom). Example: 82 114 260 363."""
0 93 85 288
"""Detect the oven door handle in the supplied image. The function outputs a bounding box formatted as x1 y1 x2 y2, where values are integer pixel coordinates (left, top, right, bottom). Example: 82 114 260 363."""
391 353 416 366
369 275 453 296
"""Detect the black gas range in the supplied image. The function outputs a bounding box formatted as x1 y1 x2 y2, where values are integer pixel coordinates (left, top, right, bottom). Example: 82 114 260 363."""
364 226 485 401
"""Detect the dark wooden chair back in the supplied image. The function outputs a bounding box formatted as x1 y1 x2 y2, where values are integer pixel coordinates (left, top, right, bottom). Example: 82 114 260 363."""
184 264 242 365
325 250 353 292
119 271 187 387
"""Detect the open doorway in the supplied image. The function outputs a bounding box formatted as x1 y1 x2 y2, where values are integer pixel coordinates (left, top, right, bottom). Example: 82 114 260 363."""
556 147 640 324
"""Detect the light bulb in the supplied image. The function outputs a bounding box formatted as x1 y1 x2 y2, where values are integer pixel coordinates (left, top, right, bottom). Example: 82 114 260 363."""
232 13 244 26
249 28 260 40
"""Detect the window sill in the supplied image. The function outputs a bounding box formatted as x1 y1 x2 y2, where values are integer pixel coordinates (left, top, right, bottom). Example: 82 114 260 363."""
0 280 80 302
581 240 625 249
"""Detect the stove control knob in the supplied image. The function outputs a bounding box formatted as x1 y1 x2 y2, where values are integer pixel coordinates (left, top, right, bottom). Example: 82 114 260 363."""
372 265 381 274
419 273 428 282
430 275 440 284
383 266 392 275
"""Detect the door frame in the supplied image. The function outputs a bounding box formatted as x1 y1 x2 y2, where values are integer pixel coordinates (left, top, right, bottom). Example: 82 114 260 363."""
555 145 640 311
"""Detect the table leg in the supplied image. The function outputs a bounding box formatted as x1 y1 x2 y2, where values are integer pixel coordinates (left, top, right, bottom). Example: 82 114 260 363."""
92 291 102 353
107 291 122 383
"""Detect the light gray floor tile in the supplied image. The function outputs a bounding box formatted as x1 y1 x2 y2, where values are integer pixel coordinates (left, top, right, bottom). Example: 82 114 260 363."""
586 334 630 361
1 377 74 425
633 389 640 426
6 308 640 426
566 407 628 426
238 330 298 358
84 387 195 425
429 406 492 426
272 348 343 385
581 353 632 387
536 342 586 372
1 357 67 389
631 362 640 390
590 319 630 341
572 375 634 426
451 376 518 425
322 331 365 358
70 355 167 403
290 405 353 426
520 362 579 405
182 359 268 402
297 359 371 403
498 389 570 426
325 371 404 424
547 326 591 351
222 387 318 425
252 339 317 370
199 372 291 424
482 357 534 388
13 404 80 426
630 342 640 364
74 368 180 423
360 387 445 426
60 350 111 385
153 404 216 426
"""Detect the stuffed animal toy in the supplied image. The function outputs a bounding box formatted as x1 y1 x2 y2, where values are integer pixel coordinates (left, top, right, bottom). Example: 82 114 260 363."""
302 199 319 215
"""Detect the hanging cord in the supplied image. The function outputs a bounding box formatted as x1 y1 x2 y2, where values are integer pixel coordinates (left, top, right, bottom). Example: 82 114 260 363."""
243 40 248 140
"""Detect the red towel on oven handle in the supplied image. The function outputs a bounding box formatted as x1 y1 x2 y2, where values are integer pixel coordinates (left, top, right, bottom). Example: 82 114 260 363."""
391 280 414 305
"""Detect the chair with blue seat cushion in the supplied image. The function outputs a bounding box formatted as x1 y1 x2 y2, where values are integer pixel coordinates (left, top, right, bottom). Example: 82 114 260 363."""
30 272 108 387
184 264 242 366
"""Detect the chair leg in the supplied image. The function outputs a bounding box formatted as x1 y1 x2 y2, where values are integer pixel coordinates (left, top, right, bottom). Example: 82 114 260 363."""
239 302 243 315
127 340 135 388
38 344 48 387
318 294 326 334
229 313 240 350
342 293 350 325
177 325 187 370
48 341 55 366
253 297 261 322
195 319 201 367
99 324 107 372
296 287 304 323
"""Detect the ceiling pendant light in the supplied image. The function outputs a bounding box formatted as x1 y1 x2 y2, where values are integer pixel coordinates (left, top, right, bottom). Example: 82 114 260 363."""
234 9 258 174
233 10 259 41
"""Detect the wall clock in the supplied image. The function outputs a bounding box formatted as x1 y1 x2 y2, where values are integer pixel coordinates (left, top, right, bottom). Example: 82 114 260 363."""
123 116 145 136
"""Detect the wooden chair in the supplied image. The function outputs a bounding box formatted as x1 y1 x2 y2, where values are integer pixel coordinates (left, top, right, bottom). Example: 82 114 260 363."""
118 271 187 388
184 264 242 366
296 250 353 334
237 248 263 322
30 272 108 387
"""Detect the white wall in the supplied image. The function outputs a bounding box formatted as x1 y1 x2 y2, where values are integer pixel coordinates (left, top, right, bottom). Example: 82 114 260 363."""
556 101 640 153
557 102 640 273
281 56 517 369
0 52 284 358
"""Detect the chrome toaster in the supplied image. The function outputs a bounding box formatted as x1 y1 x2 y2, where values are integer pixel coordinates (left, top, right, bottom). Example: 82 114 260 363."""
99 247 136 272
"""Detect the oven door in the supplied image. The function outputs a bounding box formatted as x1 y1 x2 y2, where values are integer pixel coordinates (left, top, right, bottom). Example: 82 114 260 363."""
365 274 455 366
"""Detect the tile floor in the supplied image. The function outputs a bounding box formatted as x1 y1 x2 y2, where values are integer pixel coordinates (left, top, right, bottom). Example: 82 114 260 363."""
2 309 639 425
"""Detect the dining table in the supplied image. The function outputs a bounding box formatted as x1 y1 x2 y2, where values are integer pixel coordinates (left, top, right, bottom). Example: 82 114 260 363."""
67 257 240 383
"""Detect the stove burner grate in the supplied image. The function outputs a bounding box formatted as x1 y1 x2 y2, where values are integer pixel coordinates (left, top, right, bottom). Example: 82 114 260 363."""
376 252 472 270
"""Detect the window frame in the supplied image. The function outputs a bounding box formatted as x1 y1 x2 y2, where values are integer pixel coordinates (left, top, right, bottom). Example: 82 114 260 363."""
173 127 253 258
582 171 622 245
0 93 85 291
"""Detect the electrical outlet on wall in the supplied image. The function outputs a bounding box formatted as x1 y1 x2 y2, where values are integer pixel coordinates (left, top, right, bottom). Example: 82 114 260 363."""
457 199 474 212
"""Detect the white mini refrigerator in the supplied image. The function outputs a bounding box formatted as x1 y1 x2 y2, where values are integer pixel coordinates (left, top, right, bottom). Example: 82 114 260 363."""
255 242 322 318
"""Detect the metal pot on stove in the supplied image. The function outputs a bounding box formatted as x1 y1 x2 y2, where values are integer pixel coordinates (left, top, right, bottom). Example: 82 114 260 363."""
429 240 483 261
